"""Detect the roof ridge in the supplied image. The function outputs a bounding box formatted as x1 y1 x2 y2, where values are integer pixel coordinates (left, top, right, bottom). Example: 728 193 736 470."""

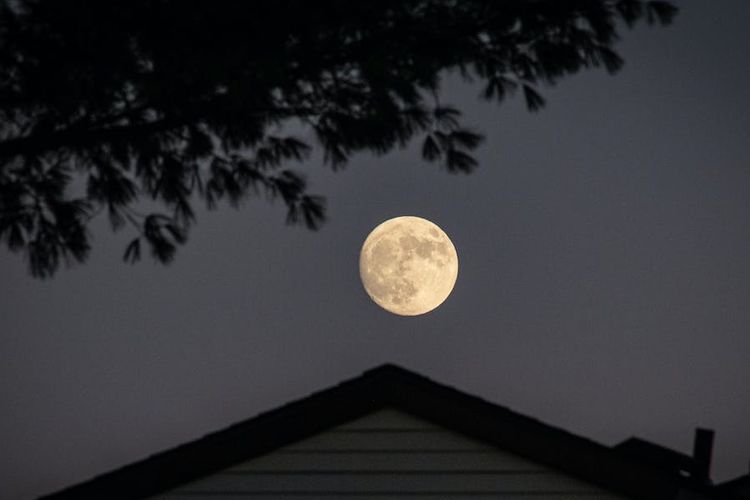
39 363 722 500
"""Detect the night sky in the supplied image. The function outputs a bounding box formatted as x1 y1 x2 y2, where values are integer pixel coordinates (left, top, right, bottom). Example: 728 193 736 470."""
2 1 750 498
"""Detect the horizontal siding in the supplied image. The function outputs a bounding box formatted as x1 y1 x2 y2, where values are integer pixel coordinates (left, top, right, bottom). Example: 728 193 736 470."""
166 471 607 492
229 450 546 472
152 410 629 500
157 495 632 499
281 429 495 451
334 410 441 429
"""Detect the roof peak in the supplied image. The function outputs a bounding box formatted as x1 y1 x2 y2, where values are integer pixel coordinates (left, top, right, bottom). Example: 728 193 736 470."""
39 363 721 500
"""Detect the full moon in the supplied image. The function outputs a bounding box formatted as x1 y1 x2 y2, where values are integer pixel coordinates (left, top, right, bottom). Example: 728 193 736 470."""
359 216 458 316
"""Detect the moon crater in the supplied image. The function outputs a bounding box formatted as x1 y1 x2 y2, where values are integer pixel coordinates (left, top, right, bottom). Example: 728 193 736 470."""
359 216 458 316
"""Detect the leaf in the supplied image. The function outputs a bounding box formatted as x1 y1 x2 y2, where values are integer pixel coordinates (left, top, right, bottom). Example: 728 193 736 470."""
401 106 430 130
647 1 678 25
142 218 177 263
522 84 546 112
445 149 478 173
615 0 642 27
286 194 326 230
108 205 126 230
433 106 461 128
123 237 141 263
449 129 484 150
421 134 441 162
323 142 348 168
27 230 60 279
300 195 326 230
173 196 195 225
185 128 214 158
433 131 452 150
7 222 25 251
482 75 518 101
278 136 311 161
149 236 176 263
164 223 186 244
597 47 624 74
0 0 679 278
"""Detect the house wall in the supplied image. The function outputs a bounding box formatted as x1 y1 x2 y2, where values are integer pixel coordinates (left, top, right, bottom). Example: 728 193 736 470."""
152 409 631 500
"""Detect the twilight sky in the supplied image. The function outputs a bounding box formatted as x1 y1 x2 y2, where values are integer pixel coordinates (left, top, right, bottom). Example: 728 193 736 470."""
2 1 750 498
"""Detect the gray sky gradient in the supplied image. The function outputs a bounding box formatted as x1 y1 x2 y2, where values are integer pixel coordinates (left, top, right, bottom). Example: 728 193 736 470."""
2 2 750 498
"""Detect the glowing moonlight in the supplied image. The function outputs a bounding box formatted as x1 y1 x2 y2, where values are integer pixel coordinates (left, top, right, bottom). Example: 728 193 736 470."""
360 216 458 316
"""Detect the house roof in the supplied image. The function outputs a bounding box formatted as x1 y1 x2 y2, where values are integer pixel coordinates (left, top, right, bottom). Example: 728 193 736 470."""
39 363 724 500
614 437 697 477
717 472 750 499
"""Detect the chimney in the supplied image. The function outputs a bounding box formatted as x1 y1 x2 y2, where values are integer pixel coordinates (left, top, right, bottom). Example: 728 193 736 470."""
692 428 714 483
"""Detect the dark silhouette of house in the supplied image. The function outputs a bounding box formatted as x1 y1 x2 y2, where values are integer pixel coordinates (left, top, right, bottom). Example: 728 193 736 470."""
613 430 715 483
717 468 750 499
39 364 739 499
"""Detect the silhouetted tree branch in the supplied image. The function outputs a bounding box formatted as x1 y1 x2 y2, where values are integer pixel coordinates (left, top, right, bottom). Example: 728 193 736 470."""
0 0 677 277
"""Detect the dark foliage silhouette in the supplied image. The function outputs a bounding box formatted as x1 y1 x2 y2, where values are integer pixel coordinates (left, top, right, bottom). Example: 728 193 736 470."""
0 0 677 277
